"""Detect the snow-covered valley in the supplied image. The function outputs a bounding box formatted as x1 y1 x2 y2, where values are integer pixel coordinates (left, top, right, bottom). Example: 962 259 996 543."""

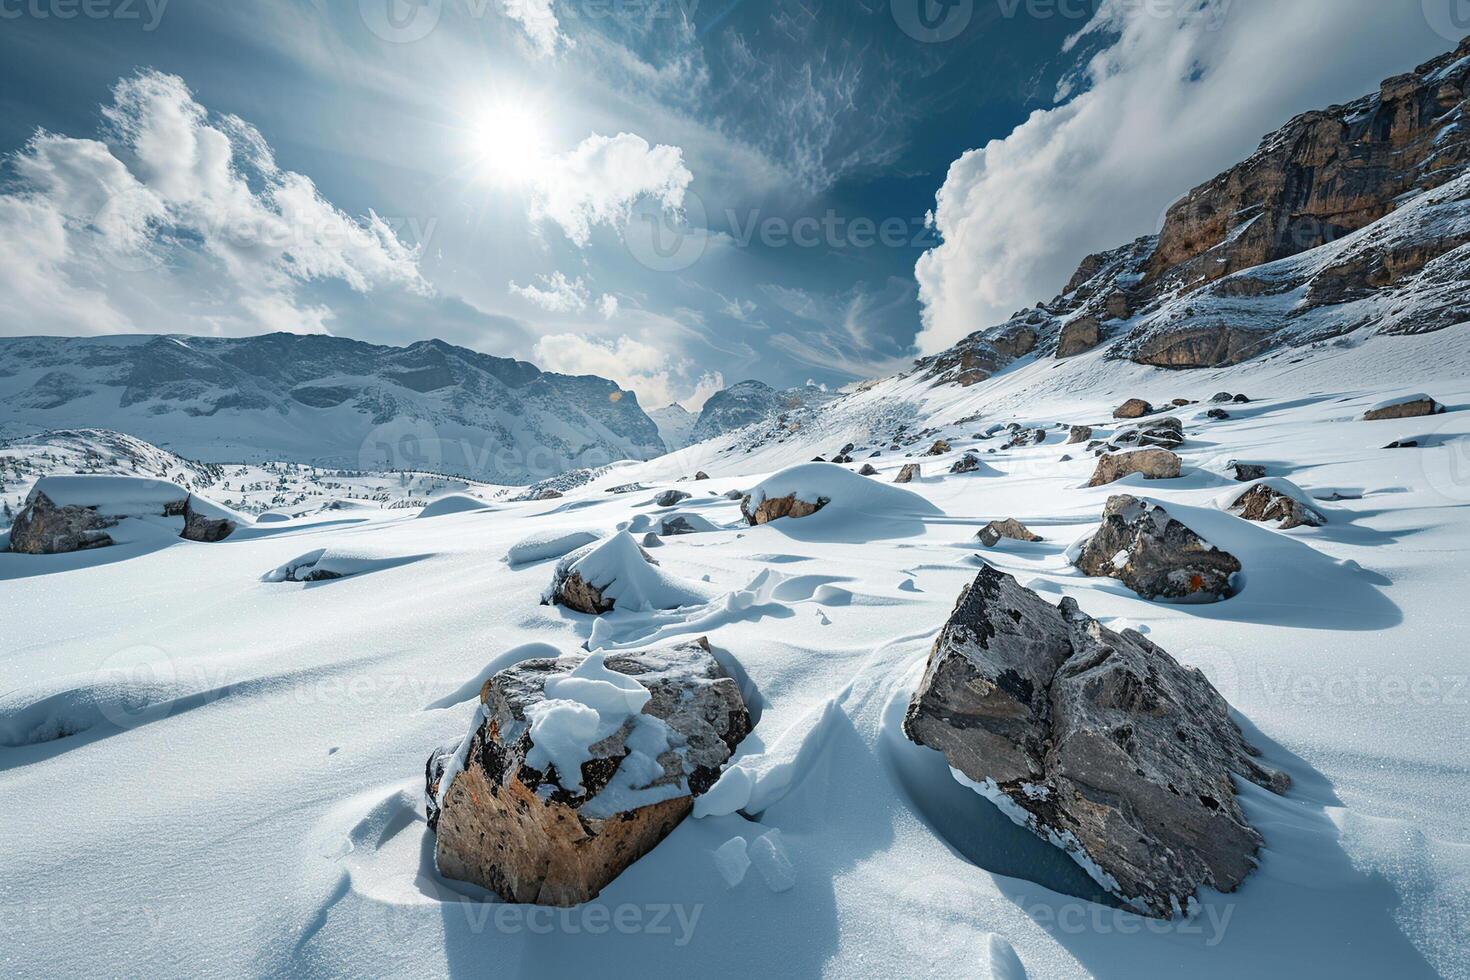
2 331 1467 978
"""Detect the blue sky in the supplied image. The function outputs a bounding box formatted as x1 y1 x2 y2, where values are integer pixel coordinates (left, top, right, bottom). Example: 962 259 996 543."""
0 0 1456 407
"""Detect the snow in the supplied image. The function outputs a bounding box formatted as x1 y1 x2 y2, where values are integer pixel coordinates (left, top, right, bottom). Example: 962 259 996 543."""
546 531 717 612
506 528 602 566
1368 393 1437 412
1 330 1469 977
29 475 189 514
1212 477 1324 515
416 494 493 519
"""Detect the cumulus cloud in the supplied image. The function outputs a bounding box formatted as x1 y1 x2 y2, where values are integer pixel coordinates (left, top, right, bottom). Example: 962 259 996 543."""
509 271 591 313
532 332 723 409
913 0 1450 354
530 132 692 247
0 70 427 338
598 294 620 319
501 0 570 58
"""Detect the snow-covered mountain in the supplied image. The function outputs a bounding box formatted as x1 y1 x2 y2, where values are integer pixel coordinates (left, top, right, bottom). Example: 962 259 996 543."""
0 334 665 484
647 404 698 451
689 380 838 444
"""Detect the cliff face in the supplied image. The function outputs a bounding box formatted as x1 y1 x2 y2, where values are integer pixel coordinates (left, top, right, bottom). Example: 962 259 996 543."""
920 37 1470 382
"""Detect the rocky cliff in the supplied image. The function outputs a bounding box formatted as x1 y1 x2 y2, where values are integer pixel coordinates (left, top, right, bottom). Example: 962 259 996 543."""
920 37 1470 383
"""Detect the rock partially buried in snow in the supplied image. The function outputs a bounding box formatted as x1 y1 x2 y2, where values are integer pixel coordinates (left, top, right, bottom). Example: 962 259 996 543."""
1072 495 1241 602
8 476 241 554
858 463 880 477
1217 479 1326 530
950 453 985 474
1228 461 1267 482
1362 393 1445 421
426 639 752 906
978 519 1042 547
1086 449 1182 487
654 490 693 508
924 439 952 457
1066 425 1094 445
903 565 1288 918
1113 398 1154 419
894 464 921 484
543 532 713 614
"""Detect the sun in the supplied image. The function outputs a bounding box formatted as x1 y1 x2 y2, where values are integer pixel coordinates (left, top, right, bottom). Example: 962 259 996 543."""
470 103 549 186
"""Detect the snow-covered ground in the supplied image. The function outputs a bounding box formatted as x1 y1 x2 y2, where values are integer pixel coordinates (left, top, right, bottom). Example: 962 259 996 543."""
1 331 1468 978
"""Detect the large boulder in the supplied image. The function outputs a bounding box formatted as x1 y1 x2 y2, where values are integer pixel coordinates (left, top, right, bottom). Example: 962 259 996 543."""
1086 449 1182 487
904 565 1288 917
8 476 240 554
8 490 117 554
427 640 752 906
1072 495 1241 601
1056 316 1101 358
1362 394 1445 421
1109 416 1184 451
978 519 1041 547
543 532 713 614
894 464 921 484
1113 399 1155 420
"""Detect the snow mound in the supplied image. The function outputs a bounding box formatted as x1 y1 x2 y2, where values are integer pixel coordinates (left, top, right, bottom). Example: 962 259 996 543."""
546 531 717 612
505 529 601 566
525 652 656 795
1212 477 1322 514
263 546 428 583
30 474 246 525
416 495 493 519
743 463 943 518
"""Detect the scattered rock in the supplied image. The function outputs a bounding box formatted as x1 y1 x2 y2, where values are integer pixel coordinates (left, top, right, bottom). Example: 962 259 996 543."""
1171 398 1192 407
694 472 711 481
723 489 745 501
181 497 238 543
904 565 1288 918
1229 462 1267 482
641 532 664 549
654 490 692 508
427 640 752 906
1003 428 1047 450
1072 495 1241 601
1086 449 1182 487
1363 394 1445 421
1112 416 1185 450
8 490 117 555
859 463 880 477
1232 394 1251 404
1113 399 1155 420
1385 440 1420 449
1223 481 1326 529
894 464 921 484
1066 425 1094 445
1206 409 1231 421
1210 392 1235 403
978 519 1041 547
532 489 565 501
951 454 985 474
925 440 952 457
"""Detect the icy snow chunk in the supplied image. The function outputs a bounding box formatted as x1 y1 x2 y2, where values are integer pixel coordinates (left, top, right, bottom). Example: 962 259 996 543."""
750 829 796 893
505 529 600 566
713 836 751 888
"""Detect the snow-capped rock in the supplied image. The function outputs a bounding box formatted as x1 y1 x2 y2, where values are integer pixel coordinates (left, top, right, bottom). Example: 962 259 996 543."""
1215 479 1327 530
1086 449 1182 487
425 639 752 906
1071 496 1241 602
1362 394 1446 421
8 476 243 553
542 532 714 614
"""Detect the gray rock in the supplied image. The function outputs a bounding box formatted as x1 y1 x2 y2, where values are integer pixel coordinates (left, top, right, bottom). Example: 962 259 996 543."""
181 497 237 543
950 453 984 474
654 490 693 508
7 490 117 554
903 565 1288 918
1066 425 1094 445
1206 409 1231 421
1210 392 1235 403
1072 495 1241 601
1229 462 1267 482
1111 416 1184 450
1227 483 1326 529
428 639 752 906
859 463 880 477
894 464 921 484
925 439 952 457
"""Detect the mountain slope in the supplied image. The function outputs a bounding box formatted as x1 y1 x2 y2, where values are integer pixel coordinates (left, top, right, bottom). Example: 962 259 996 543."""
647 404 698 451
0 334 665 483
919 36 1470 387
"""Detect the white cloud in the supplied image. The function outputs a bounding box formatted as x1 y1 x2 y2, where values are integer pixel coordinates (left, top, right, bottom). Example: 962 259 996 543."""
0 70 427 338
530 132 692 247
532 332 721 409
913 0 1449 354
501 0 570 58
509 271 591 313
598 294 620 319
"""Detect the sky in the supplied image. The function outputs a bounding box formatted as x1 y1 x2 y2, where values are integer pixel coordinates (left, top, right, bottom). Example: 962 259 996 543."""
0 0 1458 410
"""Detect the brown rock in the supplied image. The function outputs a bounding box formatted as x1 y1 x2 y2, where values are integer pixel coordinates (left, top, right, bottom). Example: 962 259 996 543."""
978 519 1041 547
427 640 752 906
7 490 117 555
1073 495 1241 601
1086 449 1182 487
1066 425 1094 445
894 464 921 484
1363 396 1445 421
1229 483 1326 529
1113 398 1154 419
924 439 952 457
743 494 828 525
1057 316 1102 358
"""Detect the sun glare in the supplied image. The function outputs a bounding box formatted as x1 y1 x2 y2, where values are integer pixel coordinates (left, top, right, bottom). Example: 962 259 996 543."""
471 103 549 186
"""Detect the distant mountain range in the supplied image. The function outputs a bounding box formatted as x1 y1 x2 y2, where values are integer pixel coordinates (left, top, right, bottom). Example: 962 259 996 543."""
0 334 665 484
